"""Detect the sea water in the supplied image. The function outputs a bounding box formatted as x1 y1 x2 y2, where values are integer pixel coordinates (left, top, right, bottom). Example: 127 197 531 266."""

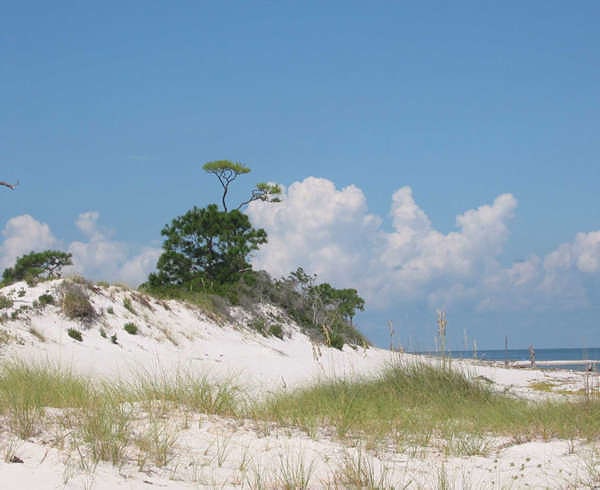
428 347 600 372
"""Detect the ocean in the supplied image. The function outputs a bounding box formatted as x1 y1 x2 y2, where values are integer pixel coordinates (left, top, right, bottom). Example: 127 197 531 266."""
420 347 600 372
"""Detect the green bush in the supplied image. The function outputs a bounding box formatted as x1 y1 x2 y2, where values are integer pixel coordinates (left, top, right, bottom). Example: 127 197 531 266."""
38 293 54 306
123 297 136 314
111 334 118 344
67 328 83 342
269 323 284 339
123 322 138 335
0 295 13 310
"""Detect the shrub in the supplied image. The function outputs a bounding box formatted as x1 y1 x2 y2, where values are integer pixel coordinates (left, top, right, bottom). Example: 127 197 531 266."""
269 323 284 339
249 318 266 336
61 282 96 321
123 297 136 314
106 306 114 314
111 334 118 344
0 295 13 310
67 328 83 342
124 322 138 335
38 293 54 306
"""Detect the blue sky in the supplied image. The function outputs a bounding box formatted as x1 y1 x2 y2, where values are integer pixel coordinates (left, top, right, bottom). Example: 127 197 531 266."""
1 2 599 350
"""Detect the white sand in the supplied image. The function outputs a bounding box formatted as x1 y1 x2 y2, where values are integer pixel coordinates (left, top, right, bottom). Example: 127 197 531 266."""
0 279 598 489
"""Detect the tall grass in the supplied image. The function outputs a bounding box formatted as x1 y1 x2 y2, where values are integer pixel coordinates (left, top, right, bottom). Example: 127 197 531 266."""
0 359 243 466
254 360 600 445
0 360 91 437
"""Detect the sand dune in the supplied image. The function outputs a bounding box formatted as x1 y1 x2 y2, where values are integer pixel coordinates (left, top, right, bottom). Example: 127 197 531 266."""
0 279 597 489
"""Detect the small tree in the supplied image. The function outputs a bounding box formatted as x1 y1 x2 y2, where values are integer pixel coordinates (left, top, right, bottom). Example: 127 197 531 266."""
202 160 281 211
2 250 72 285
148 204 267 288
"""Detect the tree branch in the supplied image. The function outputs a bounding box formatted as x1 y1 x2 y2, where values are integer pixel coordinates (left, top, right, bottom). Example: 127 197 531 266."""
0 180 19 190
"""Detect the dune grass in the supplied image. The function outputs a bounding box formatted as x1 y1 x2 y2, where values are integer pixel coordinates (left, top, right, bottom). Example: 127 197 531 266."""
253 360 600 447
1 356 600 488
0 359 243 465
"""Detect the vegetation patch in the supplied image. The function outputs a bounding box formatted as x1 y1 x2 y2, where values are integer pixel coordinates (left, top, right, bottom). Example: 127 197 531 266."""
254 361 600 444
38 293 54 306
124 322 138 335
123 296 136 314
28 327 46 342
67 328 83 342
1 250 72 286
0 295 13 309
529 381 557 392
60 282 96 321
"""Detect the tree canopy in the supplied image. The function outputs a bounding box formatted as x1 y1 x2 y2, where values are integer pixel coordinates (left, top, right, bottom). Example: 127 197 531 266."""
2 250 72 285
148 204 267 288
202 160 281 211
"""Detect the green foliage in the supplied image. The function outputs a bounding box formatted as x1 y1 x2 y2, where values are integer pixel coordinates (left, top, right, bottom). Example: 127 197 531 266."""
111 333 118 344
38 293 54 306
269 323 284 339
60 282 96 321
124 322 138 335
238 268 367 348
147 204 267 288
67 328 83 342
2 250 72 286
0 295 13 309
202 159 281 212
123 297 136 314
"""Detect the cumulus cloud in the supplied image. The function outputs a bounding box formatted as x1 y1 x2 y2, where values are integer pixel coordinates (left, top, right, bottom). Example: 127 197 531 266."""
0 215 60 269
68 212 160 285
248 177 599 312
0 213 159 286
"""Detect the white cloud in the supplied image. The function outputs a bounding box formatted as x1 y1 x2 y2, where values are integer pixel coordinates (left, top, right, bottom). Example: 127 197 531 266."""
68 212 160 286
119 247 162 286
248 177 598 312
0 213 159 286
0 215 60 269
248 177 381 286
544 231 600 274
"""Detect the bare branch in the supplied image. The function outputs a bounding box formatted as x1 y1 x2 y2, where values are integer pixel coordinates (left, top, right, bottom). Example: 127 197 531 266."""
0 180 19 190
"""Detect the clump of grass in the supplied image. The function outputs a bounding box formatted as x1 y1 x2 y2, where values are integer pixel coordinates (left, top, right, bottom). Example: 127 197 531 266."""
275 453 315 490
124 322 138 335
123 297 136 314
67 328 83 342
529 381 557 392
28 327 46 342
0 361 92 438
129 370 242 416
270 323 284 339
60 282 96 321
38 293 54 306
78 390 133 465
332 446 393 489
134 417 178 467
0 295 14 309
